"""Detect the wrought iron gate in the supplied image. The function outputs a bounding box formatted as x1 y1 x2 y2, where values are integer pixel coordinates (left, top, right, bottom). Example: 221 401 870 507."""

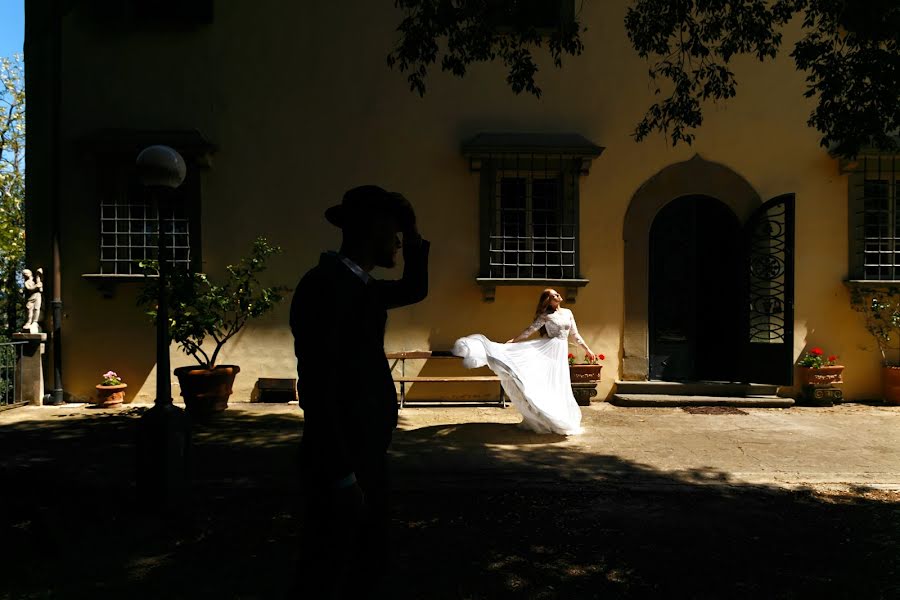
743 194 796 384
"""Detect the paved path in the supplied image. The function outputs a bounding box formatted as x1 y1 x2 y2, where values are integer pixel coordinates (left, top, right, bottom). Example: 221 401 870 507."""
1 401 898 598
391 402 900 490
3 401 898 490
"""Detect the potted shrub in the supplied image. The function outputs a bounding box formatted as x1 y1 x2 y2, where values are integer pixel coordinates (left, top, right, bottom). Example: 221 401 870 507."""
797 348 844 387
850 284 900 405
569 352 604 383
95 370 127 407
138 237 288 417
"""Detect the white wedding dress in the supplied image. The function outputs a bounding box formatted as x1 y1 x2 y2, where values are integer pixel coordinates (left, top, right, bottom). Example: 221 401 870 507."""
452 308 585 435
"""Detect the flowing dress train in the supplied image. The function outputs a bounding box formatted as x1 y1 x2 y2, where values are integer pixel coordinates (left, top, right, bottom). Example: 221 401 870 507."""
452 308 585 435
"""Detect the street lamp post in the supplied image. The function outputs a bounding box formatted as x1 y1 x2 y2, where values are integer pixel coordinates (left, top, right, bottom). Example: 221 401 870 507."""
135 145 191 510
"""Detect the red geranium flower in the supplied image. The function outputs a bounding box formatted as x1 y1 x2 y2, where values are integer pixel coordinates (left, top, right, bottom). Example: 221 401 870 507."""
568 353 575 359
799 347 839 368
598 354 605 361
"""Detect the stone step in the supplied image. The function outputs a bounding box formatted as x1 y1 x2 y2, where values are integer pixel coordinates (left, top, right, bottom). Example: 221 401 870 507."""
610 394 795 408
615 380 780 397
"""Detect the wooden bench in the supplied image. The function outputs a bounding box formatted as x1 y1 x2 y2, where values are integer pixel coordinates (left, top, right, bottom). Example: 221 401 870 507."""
387 350 506 409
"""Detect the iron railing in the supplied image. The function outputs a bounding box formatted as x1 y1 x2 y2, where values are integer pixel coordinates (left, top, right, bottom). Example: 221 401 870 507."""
0 340 25 410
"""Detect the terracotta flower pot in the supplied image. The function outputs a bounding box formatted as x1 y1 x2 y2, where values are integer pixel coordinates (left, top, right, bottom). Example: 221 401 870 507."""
95 383 127 407
569 364 602 383
798 365 844 387
173 365 241 417
882 366 900 405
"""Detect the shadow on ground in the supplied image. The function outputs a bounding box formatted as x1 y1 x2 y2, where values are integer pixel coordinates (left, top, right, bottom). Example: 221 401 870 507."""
0 407 897 599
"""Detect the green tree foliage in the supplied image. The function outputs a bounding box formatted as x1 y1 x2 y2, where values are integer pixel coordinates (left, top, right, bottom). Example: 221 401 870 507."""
387 0 586 98
626 0 900 156
790 0 900 157
137 237 289 368
850 285 900 366
388 1 900 157
0 55 25 337
625 0 797 147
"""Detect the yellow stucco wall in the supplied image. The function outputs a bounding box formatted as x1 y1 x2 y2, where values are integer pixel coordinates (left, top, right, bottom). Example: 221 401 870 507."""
44 1 881 403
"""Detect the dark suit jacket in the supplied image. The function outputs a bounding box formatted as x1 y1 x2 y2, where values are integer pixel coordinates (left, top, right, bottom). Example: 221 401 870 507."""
290 240 430 483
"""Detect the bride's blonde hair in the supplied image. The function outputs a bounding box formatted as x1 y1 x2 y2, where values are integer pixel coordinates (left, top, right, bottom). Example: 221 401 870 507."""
533 289 558 337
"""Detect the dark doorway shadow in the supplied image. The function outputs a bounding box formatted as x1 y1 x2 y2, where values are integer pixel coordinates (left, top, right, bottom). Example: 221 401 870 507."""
650 195 743 382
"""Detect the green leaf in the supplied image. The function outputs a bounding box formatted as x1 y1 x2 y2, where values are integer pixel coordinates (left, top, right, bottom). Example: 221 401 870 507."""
136 237 287 368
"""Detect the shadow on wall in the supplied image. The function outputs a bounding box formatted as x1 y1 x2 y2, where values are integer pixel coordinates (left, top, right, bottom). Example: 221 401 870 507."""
0 408 897 598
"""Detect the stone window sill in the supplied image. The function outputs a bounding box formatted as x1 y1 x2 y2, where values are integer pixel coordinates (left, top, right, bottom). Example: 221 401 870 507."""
476 278 589 303
82 273 156 299
844 279 900 288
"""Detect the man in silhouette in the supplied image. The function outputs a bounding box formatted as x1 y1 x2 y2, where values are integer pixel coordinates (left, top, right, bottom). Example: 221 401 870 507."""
290 185 429 598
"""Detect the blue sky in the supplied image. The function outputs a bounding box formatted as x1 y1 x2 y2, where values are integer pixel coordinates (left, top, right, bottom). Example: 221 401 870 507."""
0 1 24 59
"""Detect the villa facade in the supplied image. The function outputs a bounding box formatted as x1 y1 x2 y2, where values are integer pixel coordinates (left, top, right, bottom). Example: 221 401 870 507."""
23 1 896 403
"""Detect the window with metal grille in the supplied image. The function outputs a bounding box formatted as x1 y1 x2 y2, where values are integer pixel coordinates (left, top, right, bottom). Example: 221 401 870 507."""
488 160 576 279
99 194 192 275
849 155 900 280
96 162 201 276
80 131 210 280
487 0 575 29
463 133 603 300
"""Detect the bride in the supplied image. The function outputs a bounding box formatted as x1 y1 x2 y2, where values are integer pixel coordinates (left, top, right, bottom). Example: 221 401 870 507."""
452 289 595 435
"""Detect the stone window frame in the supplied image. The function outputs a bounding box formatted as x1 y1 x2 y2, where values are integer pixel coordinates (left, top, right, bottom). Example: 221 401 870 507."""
96 163 198 277
487 159 577 278
841 150 900 282
80 130 214 293
462 132 603 302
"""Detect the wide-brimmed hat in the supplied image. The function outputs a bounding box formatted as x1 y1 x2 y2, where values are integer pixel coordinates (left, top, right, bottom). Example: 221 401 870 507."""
325 185 410 229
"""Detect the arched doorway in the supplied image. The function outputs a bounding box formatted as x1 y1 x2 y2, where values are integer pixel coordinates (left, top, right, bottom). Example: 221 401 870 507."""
622 155 762 382
623 155 796 385
648 195 742 381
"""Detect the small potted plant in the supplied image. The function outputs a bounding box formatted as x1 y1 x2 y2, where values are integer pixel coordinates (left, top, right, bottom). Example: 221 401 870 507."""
138 237 288 418
95 370 127 407
797 347 844 387
570 352 605 383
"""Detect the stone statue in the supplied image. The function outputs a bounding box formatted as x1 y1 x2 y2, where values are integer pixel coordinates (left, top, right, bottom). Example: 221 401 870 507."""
22 267 43 334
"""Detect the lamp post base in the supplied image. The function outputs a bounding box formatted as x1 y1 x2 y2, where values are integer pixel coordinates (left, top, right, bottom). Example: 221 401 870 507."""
136 402 191 510
44 389 65 406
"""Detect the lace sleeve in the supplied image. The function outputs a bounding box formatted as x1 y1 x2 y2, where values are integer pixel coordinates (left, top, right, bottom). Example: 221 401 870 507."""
568 310 589 349
512 315 545 342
